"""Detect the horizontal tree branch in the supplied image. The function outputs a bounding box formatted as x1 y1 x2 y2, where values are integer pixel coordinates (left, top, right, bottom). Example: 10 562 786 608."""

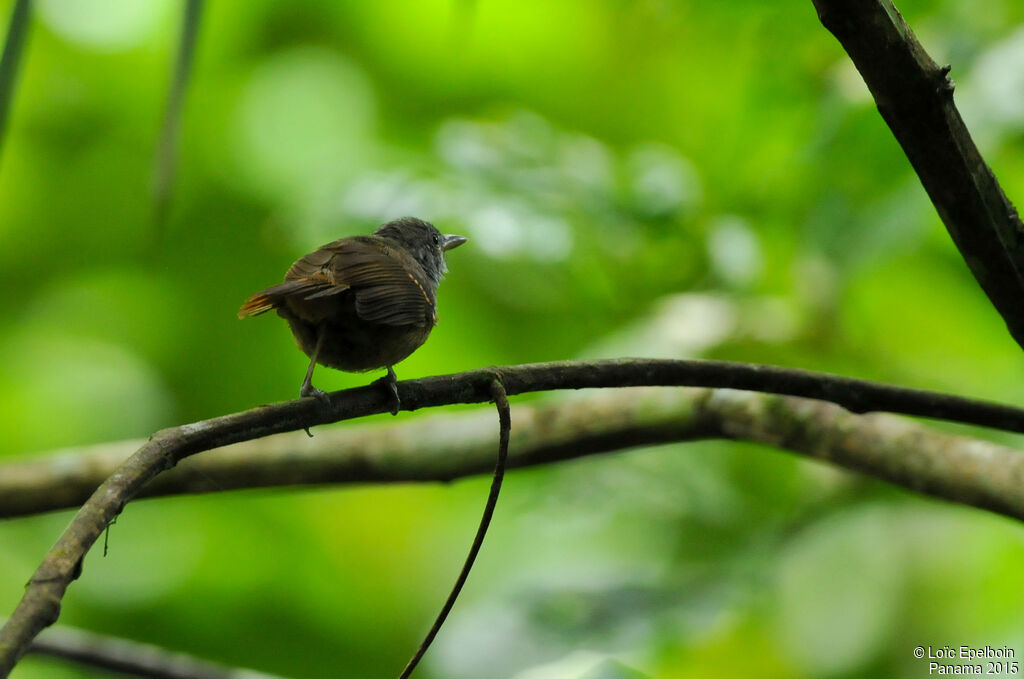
25 621 287 679
4 358 1024 675
812 0 1024 348
3 387 1024 522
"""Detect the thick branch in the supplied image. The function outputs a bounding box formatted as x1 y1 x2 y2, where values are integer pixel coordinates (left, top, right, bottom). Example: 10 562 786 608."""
812 0 1024 348
4 358 1024 675
3 386 1024 523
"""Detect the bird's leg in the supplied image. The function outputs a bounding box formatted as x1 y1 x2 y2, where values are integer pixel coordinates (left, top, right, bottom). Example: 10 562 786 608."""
300 325 330 437
300 325 329 401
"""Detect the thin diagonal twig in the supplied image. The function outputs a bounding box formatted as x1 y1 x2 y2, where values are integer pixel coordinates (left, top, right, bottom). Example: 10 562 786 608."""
0 0 31 166
151 0 203 230
397 378 511 679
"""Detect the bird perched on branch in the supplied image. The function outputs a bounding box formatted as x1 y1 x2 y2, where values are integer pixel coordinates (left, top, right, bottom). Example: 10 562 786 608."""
238 217 467 414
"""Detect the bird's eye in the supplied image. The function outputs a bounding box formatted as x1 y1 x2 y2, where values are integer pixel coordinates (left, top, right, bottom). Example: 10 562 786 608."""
432 234 440 245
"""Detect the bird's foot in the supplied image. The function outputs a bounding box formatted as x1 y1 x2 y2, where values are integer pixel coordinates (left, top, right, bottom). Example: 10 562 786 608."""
300 383 330 402
299 383 330 436
372 367 401 416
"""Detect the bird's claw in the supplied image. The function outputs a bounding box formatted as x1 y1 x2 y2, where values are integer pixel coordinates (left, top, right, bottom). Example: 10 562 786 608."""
372 368 401 416
386 379 400 416
300 384 330 436
300 383 330 402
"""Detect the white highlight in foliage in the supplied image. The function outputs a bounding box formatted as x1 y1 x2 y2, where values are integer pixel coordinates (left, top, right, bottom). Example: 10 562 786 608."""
39 0 171 50
707 215 762 287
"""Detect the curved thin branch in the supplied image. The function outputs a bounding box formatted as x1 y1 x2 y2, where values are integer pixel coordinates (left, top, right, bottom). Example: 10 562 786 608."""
812 0 1024 348
398 379 511 679
27 621 288 679
4 358 1024 675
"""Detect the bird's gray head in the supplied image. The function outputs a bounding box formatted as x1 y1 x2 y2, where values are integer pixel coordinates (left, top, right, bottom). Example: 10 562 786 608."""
375 217 467 284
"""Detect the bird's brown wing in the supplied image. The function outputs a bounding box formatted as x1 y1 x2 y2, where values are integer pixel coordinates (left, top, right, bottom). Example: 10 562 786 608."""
325 237 436 326
238 236 435 327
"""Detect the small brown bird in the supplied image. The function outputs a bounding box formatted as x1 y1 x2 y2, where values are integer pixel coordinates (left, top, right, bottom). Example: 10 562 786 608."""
238 217 467 413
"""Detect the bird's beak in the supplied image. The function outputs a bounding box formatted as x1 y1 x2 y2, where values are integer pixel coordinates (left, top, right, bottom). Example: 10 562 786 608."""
442 234 468 251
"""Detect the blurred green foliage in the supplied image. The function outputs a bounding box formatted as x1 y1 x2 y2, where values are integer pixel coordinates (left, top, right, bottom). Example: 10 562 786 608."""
2 0 1024 677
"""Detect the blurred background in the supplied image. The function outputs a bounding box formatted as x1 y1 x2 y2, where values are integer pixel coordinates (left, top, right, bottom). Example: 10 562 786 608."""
2 0 1024 677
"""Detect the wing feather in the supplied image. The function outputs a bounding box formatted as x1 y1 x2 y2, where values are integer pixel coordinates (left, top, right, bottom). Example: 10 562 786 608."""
239 236 435 326
325 238 435 326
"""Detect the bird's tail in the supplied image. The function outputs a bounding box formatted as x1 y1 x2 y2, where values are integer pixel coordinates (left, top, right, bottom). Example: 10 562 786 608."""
237 292 278 318
238 281 302 318
238 279 340 319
